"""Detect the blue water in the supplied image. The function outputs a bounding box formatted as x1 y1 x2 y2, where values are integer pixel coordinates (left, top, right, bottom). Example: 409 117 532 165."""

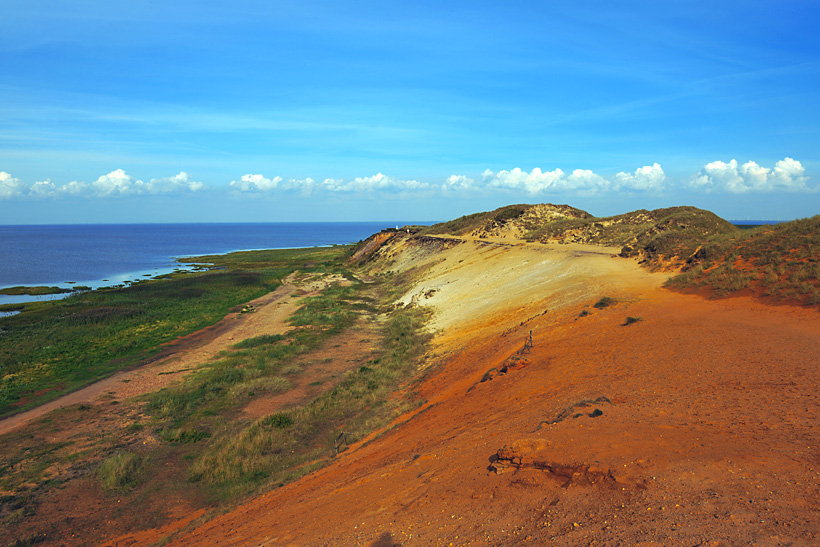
0 222 420 305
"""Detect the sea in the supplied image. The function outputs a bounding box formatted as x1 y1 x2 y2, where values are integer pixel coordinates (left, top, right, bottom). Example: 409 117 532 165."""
0 222 422 309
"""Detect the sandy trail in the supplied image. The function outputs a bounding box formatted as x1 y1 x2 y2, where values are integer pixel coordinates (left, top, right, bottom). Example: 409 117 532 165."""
0 273 341 436
151 237 820 547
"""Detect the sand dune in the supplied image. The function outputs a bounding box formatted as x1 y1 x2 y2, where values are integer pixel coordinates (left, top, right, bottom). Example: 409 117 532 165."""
136 234 820 546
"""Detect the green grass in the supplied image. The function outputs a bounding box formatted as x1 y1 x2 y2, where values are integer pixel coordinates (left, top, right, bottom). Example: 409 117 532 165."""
97 451 144 491
0 286 73 296
184 304 431 498
1 243 434 543
0 246 352 418
664 215 820 304
134 262 431 500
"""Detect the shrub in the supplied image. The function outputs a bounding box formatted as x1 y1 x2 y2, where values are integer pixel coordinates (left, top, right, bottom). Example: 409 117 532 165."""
264 412 294 428
593 296 616 309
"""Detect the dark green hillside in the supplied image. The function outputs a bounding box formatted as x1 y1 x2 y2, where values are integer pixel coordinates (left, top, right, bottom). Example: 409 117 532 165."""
667 215 820 305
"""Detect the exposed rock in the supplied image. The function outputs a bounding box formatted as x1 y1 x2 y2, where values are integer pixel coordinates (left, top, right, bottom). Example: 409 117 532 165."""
489 438 647 489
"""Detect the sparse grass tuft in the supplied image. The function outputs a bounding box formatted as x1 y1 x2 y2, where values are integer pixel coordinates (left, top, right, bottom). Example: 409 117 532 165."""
593 296 616 309
97 451 143 491
233 334 286 349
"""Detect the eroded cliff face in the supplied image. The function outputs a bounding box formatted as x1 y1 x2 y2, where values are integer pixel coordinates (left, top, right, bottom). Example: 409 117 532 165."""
351 227 665 334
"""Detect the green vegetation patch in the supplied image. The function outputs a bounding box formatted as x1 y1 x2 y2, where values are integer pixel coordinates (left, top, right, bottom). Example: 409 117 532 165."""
184 305 431 498
97 451 144 491
665 215 820 304
0 246 352 418
593 296 617 309
129 261 432 501
0 286 72 296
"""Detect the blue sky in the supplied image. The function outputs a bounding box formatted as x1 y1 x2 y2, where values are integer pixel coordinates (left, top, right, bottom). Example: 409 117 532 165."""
1 0 819 223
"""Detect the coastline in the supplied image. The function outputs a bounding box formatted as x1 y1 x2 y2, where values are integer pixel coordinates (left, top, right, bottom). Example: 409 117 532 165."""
0 221 425 305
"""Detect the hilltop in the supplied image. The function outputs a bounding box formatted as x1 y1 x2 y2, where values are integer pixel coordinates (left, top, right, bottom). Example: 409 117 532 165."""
357 204 820 306
418 204 735 266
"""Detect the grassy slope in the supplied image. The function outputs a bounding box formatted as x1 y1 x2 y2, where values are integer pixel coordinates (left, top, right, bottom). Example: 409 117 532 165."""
0 247 349 418
1 245 433 546
666 215 820 304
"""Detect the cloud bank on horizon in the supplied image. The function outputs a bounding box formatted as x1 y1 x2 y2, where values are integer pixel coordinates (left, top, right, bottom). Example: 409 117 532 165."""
0 170 205 200
1 158 813 202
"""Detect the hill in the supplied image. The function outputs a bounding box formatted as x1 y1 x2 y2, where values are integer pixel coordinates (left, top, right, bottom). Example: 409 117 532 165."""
151 204 820 546
1 204 818 547
422 204 739 267
668 215 820 305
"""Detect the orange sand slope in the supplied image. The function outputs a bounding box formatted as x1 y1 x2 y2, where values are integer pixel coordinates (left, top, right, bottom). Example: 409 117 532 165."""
136 236 820 546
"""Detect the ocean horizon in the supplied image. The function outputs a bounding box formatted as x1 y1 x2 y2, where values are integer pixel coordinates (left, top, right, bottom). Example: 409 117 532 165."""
0 222 428 305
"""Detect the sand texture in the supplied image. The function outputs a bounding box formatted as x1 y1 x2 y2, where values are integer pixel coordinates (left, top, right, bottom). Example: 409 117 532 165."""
124 235 820 546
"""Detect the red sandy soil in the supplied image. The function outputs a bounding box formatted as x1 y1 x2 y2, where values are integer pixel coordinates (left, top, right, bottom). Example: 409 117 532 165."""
105 238 820 546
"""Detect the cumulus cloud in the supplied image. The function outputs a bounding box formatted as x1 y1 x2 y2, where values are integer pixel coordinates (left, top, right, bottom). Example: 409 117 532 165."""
482 167 567 193
481 167 616 195
0 169 206 199
322 173 429 192
89 169 205 196
148 172 205 193
772 157 809 189
614 163 666 191
0 171 27 199
58 180 92 196
229 173 283 192
443 174 475 191
230 172 430 194
92 169 142 196
690 157 810 193
28 179 59 197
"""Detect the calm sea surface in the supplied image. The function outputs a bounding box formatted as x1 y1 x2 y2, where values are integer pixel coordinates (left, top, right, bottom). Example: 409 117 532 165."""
0 222 419 305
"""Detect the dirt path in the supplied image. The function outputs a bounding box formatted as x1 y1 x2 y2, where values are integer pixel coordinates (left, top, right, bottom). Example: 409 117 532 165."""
0 273 344 436
151 239 820 547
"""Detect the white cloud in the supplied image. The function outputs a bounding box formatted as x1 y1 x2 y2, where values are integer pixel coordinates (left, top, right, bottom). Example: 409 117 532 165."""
614 163 666 191
566 169 610 194
772 157 809 190
481 167 614 194
93 169 144 196
58 180 92 196
443 174 475 191
148 172 205 193
283 177 318 193
29 179 58 197
0 171 27 199
482 167 566 193
690 157 810 193
322 173 429 193
230 172 429 194
1 169 206 199
229 174 283 192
